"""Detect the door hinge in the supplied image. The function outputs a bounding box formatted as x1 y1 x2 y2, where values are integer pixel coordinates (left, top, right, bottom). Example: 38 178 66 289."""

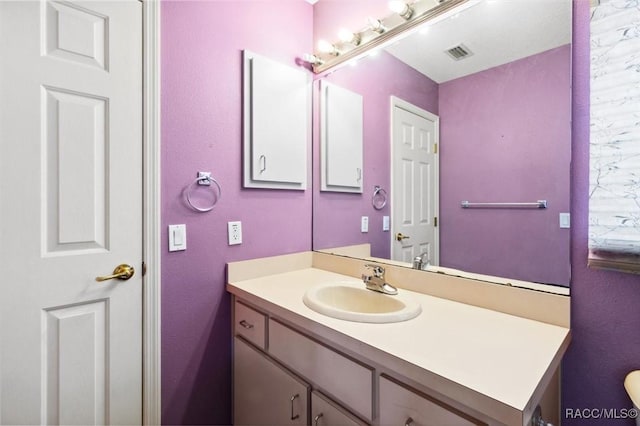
434 217 438 227
433 143 438 154
142 261 147 277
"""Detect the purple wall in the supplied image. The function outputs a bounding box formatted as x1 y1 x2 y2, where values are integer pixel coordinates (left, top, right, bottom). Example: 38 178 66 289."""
312 51 439 258
161 1 312 424
562 1 640 423
439 45 571 285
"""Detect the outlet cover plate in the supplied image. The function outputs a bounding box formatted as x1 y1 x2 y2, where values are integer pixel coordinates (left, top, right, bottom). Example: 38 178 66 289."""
228 221 242 245
361 216 369 233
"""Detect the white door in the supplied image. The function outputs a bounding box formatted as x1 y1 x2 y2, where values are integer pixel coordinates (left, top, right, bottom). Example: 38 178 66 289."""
391 99 439 265
0 1 143 424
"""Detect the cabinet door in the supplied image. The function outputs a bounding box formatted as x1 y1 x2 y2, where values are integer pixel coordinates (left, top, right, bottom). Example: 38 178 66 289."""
311 391 365 426
320 81 363 193
243 51 308 190
234 337 309 425
379 376 482 426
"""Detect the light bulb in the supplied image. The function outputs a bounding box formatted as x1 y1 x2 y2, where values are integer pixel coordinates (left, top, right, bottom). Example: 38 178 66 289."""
302 53 323 65
318 39 338 55
367 17 386 34
388 1 413 19
338 29 361 45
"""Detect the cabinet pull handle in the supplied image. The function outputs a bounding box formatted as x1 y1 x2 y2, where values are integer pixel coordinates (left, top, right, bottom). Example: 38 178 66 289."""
356 167 362 183
289 394 300 420
259 155 267 173
239 320 254 329
313 413 323 426
405 417 414 426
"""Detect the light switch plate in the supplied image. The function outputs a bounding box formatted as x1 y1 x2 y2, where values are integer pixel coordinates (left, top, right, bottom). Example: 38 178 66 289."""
383 216 390 231
361 216 369 233
559 213 571 229
168 224 186 252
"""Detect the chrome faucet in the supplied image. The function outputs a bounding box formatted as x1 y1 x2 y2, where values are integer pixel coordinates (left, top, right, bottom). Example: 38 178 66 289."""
412 252 430 271
362 264 398 295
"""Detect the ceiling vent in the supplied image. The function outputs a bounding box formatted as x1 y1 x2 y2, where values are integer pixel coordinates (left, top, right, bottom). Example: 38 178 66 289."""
445 44 473 61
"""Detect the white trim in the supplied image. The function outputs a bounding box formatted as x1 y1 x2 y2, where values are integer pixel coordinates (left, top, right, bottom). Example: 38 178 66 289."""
389 96 440 265
142 1 161 424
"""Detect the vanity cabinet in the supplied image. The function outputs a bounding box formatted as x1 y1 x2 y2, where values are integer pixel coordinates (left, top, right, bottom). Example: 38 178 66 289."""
268 319 373 422
232 298 490 426
378 376 482 426
234 337 309 425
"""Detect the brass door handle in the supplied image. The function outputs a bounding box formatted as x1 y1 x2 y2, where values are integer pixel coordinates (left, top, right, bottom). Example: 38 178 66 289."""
96 264 135 282
396 233 410 242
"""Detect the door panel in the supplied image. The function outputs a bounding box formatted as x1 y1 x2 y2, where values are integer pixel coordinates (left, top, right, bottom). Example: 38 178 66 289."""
44 87 109 254
44 301 108 425
0 1 142 424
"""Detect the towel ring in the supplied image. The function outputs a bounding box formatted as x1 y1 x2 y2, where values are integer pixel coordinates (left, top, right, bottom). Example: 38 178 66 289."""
185 175 222 212
372 186 387 210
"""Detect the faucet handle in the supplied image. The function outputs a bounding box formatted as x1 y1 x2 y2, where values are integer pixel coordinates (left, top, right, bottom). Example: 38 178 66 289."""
364 264 385 278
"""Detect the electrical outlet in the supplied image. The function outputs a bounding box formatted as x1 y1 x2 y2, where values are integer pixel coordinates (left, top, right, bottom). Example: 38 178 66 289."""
228 221 242 245
361 216 369 233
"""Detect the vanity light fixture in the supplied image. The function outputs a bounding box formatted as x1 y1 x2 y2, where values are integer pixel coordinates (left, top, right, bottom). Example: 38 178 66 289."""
367 17 387 34
307 0 471 74
318 39 339 56
389 1 414 20
338 29 362 46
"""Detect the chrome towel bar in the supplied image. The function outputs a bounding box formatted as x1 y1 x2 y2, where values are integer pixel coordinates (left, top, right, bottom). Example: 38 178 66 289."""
461 200 547 209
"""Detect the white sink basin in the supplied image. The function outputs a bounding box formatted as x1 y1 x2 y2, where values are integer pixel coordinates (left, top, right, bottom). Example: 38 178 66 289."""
303 283 421 323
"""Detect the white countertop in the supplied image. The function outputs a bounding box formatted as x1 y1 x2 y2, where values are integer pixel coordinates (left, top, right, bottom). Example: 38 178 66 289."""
228 267 570 420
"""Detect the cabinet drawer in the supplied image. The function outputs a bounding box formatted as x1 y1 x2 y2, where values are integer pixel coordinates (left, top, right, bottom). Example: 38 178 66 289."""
234 301 266 349
379 376 483 426
269 319 373 422
311 391 366 426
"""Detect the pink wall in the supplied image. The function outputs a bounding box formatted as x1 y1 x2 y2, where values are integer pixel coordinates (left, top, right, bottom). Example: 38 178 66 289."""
312 51 439 258
439 45 572 285
161 1 312 424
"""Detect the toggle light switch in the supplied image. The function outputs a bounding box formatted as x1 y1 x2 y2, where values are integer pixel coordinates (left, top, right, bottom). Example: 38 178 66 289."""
169 224 187 252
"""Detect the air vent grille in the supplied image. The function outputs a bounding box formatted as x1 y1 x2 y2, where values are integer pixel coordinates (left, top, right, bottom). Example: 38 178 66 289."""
445 44 473 61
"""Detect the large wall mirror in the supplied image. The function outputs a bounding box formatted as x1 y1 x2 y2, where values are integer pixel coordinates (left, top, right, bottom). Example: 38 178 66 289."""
312 0 572 289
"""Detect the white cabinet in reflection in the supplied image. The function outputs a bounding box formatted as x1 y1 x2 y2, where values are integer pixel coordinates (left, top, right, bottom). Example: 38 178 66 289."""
243 51 309 190
320 81 363 193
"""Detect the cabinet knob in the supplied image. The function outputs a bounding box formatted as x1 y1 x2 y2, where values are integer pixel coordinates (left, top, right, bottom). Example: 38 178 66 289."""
290 394 300 420
313 413 323 426
405 417 414 426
